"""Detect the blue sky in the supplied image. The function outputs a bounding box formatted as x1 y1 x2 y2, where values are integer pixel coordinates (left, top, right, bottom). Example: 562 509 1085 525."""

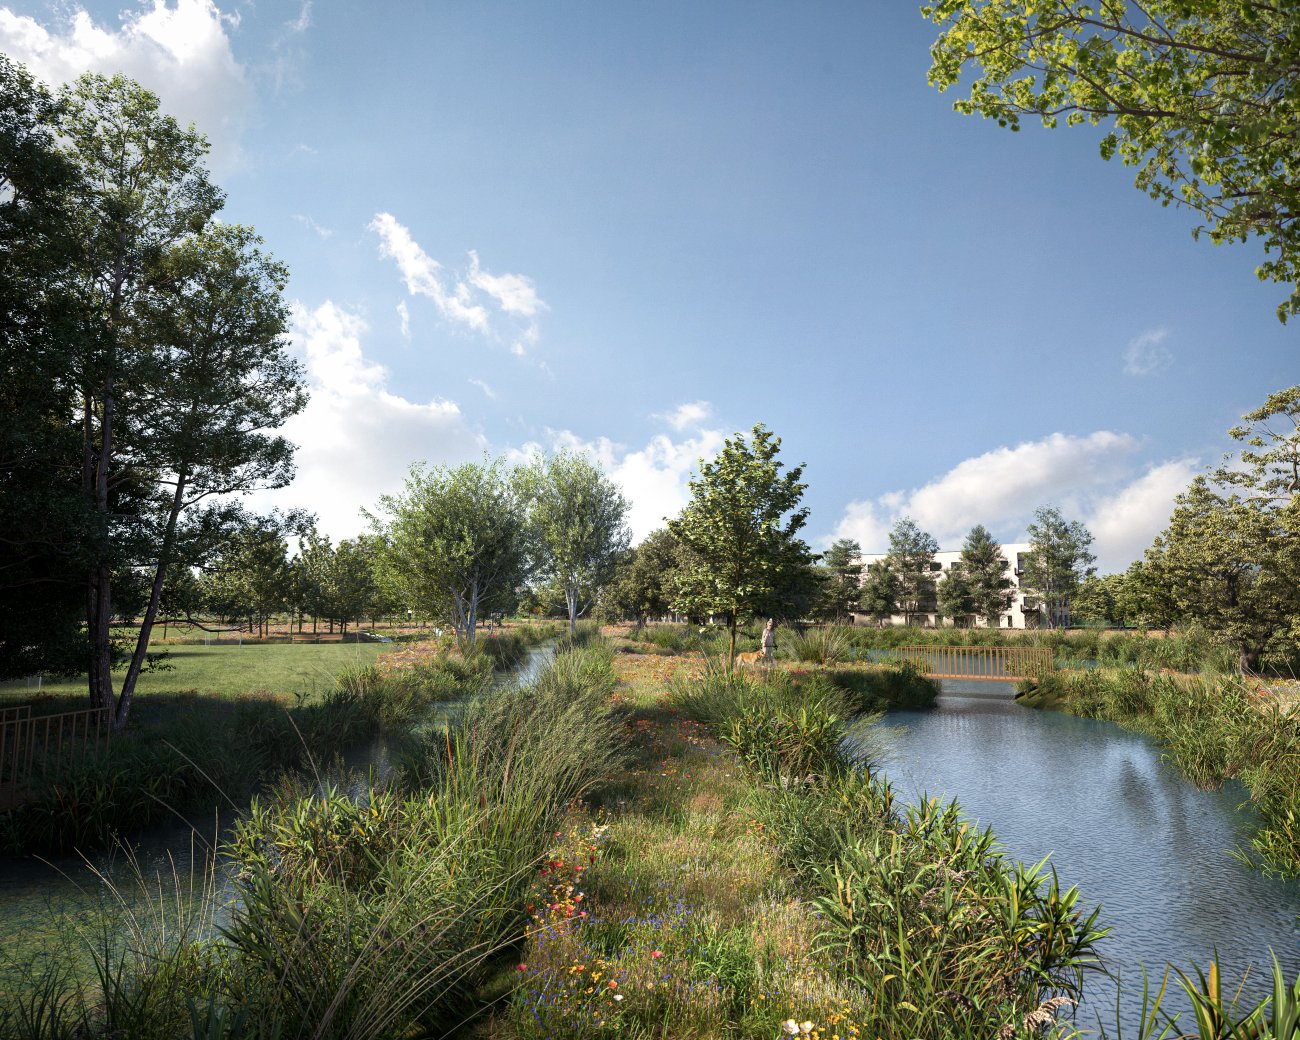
4 0 1294 571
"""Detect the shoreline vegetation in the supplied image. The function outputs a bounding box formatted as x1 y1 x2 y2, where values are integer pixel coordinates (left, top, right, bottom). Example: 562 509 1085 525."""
2 623 1298 1038
0 624 562 856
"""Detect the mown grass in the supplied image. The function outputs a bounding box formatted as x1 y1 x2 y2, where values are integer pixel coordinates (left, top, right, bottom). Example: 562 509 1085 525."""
1018 668 1300 878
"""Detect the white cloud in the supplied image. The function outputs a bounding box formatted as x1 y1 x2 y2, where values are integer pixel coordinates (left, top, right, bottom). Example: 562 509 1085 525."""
655 400 713 431
832 431 1193 571
468 377 496 400
0 0 252 171
286 1 311 34
245 300 487 540
293 213 333 238
468 250 545 318
396 300 410 340
1084 458 1199 572
521 427 727 543
1124 327 1173 376
369 213 546 353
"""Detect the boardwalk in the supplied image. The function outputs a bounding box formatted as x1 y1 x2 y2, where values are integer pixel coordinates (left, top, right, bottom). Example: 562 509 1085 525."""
891 645 1054 682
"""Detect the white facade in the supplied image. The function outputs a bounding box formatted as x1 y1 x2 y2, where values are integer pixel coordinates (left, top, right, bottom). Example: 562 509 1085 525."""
851 543 1037 629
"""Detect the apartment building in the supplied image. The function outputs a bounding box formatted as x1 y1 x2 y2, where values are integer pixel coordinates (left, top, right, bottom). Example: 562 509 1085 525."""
851 542 1038 629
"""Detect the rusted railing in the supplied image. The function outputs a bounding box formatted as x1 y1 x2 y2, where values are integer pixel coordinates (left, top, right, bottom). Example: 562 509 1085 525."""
0 705 113 799
892 645 1054 681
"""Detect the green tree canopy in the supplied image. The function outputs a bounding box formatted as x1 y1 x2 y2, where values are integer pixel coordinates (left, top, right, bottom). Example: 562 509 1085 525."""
925 0 1300 320
814 538 865 623
371 458 530 648
884 517 940 626
599 528 687 628
958 524 1014 627
859 560 902 626
1021 506 1096 627
668 423 812 661
523 451 631 635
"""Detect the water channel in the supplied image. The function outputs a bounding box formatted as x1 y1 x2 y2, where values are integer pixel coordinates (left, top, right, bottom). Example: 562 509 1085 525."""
866 679 1300 1033
0 641 559 989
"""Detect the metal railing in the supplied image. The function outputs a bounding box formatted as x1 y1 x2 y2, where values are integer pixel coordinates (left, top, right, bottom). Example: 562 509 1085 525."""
892 645 1054 681
0 704 113 799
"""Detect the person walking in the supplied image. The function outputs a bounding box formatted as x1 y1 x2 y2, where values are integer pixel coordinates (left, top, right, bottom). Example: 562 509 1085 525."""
761 618 776 664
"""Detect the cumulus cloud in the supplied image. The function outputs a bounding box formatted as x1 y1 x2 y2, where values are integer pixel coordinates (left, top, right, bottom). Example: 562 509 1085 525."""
831 431 1194 572
655 400 713 431
516 427 727 543
1084 458 1199 572
1124 327 1173 376
0 0 252 170
369 213 545 353
245 300 487 540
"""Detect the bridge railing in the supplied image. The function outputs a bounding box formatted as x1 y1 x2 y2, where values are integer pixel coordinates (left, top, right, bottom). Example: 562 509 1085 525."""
891 645 1054 681
0 705 113 800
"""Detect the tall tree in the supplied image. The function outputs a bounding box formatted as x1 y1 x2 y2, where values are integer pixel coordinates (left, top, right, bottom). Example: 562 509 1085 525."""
205 524 293 638
600 528 686 629
53 73 306 728
884 517 940 626
1021 506 1096 628
1144 478 1298 672
668 424 812 662
925 1 1300 320
957 524 1014 627
937 563 975 627
371 458 530 648
817 538 865 623
858 560 901 626
0 56 91 677
524 451 631 635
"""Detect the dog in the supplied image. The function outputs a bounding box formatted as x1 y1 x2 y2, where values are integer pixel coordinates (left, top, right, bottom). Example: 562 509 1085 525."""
735 650 765 667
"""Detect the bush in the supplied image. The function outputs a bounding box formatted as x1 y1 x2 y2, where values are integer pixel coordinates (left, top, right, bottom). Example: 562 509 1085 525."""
826 662 940 711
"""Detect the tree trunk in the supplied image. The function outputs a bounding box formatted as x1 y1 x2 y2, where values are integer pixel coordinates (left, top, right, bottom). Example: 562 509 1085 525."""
566 582 578 636
116 474 187 732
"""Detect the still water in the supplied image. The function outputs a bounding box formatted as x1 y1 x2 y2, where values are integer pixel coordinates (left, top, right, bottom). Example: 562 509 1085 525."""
868 680 1300 1032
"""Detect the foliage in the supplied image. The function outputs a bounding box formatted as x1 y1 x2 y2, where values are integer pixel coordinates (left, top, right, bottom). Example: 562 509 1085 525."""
37 69 308 731
1144 477 1298 672
668 424 814 660
813 538 864 623
959 524 1014 627
371 457 530 648
825 662 941 711
884 517 940 625
785 625 854 665
858 558 901 625
0 56 92 679
1021 505 1096 627
523 451 631 635
598 527 686 627
925 0 1300 322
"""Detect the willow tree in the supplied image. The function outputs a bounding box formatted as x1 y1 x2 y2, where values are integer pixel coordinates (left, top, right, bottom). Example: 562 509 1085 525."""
925 0 1300 320
668 424 812 663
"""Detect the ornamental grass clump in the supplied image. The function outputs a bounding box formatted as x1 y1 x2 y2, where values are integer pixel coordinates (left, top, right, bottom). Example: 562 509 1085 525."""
786 626 854 665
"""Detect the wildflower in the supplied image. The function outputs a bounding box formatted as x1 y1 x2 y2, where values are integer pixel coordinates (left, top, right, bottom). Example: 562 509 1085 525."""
608 979 618 989
783 1021 800 1035
650 950 662 958
613 994 623 1002
801 1023 815 1035
517 963 527 972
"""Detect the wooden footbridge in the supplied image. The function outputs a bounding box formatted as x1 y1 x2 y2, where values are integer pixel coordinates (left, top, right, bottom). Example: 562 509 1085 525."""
0 704 113 809
890 645 1054 682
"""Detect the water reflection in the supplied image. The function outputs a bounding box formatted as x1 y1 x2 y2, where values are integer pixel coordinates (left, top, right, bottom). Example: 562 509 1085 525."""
868 680 1300 1032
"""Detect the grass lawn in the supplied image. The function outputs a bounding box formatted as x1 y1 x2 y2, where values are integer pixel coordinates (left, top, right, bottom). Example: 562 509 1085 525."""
0 641 392 709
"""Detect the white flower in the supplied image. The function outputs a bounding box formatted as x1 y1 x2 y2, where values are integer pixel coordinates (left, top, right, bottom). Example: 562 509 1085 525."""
782 1021 800 1036
613 994 623 1002
800 1023 815 1036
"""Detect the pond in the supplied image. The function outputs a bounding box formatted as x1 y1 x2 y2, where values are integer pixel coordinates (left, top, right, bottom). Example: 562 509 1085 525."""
865 680 1300 1033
